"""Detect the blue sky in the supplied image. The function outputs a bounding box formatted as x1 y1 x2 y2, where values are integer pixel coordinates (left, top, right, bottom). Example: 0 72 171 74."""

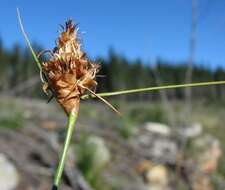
1 0 225 68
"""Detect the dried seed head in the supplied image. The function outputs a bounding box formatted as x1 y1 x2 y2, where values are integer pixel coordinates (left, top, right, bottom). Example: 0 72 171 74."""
42 20 99 114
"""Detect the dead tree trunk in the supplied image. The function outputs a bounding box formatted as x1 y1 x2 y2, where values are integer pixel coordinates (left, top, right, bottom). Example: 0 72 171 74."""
152 63 176 127
184 0 197 121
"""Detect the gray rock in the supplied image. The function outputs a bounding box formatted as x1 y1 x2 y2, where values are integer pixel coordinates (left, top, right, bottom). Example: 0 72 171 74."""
179 123 202 138
135 126 177 164
151 139 177 163
0 153 19 190
86 135 111 170
144 122 171 136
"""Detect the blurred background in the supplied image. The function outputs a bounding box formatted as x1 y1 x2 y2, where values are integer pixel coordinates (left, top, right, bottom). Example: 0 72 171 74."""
1 0 225 190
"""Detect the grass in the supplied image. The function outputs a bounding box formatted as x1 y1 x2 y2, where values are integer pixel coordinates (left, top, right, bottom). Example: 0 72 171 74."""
127 105 167 124
0 101 24 129
116 116 136 139
75 131 112 190
115 101 168 139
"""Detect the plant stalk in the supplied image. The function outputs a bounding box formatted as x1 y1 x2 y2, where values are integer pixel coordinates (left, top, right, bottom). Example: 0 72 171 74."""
52 110 79 190
17 8 42 71
81 80 225 99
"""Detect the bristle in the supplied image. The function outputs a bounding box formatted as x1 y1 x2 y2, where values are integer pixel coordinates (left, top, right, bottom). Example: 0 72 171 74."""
42 20 99 114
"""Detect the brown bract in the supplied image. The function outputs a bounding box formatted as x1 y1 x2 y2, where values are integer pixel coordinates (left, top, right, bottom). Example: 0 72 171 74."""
42 20 99 114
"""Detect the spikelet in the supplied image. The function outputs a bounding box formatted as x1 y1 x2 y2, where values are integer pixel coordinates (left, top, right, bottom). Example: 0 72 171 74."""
42 20 99 114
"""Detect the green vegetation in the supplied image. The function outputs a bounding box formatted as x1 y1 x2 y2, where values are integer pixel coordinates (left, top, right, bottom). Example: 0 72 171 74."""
0 112 23 129
75 132 112 190
116 116 136 139
115 103 167 139
0 102 24 129
127 105 167 124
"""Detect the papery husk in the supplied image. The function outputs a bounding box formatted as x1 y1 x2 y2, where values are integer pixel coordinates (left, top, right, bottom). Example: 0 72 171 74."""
42 20 99 114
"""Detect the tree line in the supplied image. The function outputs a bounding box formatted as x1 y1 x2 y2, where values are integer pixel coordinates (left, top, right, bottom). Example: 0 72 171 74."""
1 42 225 101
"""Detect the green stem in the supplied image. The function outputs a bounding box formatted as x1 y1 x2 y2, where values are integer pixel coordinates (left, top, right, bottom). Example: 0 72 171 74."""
17 8 42 71
53 110 79 189
81 80 225 99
